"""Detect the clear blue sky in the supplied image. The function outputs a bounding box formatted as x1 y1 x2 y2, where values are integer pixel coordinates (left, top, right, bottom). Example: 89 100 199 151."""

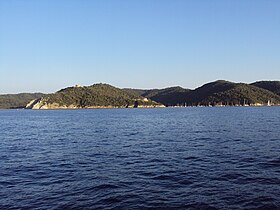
0 0 280 93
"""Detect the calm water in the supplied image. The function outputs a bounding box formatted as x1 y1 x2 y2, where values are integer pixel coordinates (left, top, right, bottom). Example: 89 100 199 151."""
0 107 280 210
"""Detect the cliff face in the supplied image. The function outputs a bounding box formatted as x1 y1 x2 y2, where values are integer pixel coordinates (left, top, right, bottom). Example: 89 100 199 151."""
25 98 79 109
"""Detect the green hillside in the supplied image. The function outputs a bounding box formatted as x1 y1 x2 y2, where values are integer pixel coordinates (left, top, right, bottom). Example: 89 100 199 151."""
124 86 191 106
125 80 280 106
184 80 236 105
251 81 280 96
2 80 280 109
201 83 280 106
185 80 280 106
27 84 160 109
0 93 45 109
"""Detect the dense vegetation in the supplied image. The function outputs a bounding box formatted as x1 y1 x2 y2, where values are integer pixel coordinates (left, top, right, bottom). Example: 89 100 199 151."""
124 87 190 106
34 84 160 108
196 82 280 106
2 80 280 109
251 81 280 96
126 80 280 106
0 93 45 109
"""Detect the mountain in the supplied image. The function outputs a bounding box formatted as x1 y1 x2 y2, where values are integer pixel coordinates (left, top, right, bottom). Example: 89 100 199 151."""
251 81 280 96
185 80 280 106
124 86 191 106
0 93 45 109
26 84 162 109
183 80 235 105
2 80 280 109
125 80 280 106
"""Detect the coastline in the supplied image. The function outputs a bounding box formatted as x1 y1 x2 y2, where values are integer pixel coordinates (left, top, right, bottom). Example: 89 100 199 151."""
3 104 278 110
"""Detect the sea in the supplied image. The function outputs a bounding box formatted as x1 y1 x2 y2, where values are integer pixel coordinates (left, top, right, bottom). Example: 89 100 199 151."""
0 107 280 210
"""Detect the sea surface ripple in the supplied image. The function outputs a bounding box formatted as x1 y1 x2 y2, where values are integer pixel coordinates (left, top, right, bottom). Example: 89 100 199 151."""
0 107 280 209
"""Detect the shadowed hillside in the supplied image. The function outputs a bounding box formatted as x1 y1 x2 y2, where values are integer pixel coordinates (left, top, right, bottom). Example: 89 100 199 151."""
251 81 280 96
124 86 191 106
197 82 280 106
125 80 280 106
0 93 45 109
184 80 280 106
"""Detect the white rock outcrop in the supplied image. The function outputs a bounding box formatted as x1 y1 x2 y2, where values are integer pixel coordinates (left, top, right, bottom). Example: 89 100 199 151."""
25 97 77 109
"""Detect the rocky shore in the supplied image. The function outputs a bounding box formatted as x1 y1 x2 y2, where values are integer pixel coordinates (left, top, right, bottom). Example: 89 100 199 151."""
25 98 165 109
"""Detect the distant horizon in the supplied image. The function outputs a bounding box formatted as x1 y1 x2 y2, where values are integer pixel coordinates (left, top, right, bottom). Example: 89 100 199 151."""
1 78 279 95
1 0 279 94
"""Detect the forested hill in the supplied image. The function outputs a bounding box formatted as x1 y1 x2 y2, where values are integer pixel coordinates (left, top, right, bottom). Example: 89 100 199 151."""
124 86 191 106
25 84 161 109
1 80 280 109
0 93 45 109
125 80 280 106
185 80 280 106
251 81 280 96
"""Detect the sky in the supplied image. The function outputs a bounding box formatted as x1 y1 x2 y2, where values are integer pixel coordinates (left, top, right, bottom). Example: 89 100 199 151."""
0 0 280 94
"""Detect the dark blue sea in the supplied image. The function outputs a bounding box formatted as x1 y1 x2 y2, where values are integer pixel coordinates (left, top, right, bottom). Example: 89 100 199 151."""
1 107 280 210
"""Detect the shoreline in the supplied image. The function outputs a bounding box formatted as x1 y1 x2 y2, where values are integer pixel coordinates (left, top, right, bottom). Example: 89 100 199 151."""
2 104 279 110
